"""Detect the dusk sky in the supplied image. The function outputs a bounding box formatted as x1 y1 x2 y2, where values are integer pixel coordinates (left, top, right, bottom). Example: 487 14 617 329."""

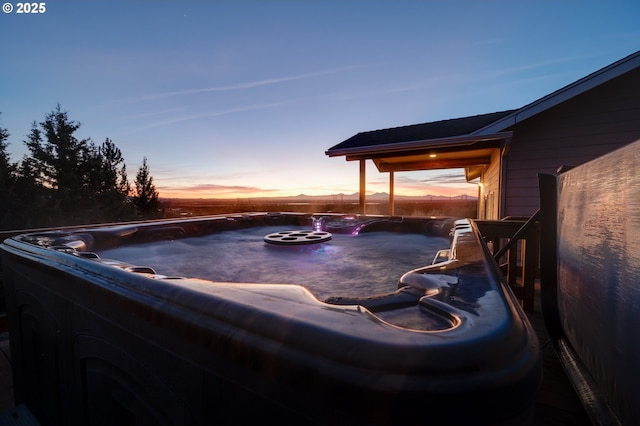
2 1 639 199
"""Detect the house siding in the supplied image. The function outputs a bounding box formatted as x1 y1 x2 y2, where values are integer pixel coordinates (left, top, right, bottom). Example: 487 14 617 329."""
502 67 640 218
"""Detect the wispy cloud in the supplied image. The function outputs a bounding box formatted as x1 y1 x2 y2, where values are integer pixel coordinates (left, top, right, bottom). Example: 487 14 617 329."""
485 53 602 80
91 107 187 126
126 65 367 103
123 65 369 130
323 80 443 102
419 172 468 184
157 183 278 196
388 173 468 187
132 99 300 131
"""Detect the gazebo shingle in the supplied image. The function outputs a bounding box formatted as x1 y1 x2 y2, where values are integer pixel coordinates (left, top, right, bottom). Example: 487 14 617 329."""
328 110 516 152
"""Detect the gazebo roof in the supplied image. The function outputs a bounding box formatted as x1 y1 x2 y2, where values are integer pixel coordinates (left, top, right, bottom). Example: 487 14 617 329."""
325 111 515 174
326 110 516 156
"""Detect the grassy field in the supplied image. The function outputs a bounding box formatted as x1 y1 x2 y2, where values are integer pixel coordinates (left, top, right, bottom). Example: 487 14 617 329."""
160 198 478 219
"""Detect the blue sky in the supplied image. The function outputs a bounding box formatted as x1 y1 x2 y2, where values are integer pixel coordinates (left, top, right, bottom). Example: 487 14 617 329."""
1 1 639 199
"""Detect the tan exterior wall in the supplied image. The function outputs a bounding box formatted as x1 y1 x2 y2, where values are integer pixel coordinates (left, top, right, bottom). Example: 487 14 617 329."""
479 149 502 220
502 67 640 218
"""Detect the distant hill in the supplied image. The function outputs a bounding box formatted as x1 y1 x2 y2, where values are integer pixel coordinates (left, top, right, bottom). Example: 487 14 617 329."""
323 192 475 201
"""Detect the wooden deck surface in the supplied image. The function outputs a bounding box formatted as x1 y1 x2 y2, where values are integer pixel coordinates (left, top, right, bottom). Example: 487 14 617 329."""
0 284 592 425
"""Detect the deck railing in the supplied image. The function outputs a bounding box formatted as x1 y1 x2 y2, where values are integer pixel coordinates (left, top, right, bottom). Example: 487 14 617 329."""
475 213 540 312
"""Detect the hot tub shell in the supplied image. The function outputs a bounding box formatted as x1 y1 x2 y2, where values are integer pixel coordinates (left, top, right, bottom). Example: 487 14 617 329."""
1 213 541 425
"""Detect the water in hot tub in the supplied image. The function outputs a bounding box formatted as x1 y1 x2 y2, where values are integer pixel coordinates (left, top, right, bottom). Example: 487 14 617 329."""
99 226 449 300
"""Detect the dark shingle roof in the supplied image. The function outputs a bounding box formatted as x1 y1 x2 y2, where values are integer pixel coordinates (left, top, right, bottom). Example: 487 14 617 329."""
327 110 517 153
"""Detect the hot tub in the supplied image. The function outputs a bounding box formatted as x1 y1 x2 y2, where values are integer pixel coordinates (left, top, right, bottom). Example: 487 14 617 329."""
1 213 541 425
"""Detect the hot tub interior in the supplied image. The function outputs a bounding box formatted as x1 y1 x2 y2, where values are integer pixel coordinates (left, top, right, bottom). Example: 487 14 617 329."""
97 224 448 300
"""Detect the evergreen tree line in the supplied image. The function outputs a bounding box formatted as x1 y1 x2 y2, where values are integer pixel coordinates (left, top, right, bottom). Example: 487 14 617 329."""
0 105 161 231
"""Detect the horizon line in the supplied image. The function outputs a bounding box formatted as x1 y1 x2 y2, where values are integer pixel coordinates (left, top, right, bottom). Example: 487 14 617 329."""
159 193 479 201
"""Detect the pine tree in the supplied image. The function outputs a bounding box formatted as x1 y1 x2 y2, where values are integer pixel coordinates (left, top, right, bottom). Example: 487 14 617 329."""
0 121 13 184
88 138 133 221
1 105 161 228
20 105 138 225
0 119 18 229
23 104 96 223
133 157 160 218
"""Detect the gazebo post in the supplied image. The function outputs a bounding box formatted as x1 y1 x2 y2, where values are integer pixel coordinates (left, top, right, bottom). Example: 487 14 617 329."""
389 171 395 216
359 159 366 215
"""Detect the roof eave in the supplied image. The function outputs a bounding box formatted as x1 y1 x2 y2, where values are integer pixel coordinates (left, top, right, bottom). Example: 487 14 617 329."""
325 132 513 158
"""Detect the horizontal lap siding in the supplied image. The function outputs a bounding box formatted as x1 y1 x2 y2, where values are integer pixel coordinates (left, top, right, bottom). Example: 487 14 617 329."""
503 68 640 218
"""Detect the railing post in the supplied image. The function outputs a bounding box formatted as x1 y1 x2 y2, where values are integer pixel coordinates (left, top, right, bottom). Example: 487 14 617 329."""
522 225 539 312
475 213 540 312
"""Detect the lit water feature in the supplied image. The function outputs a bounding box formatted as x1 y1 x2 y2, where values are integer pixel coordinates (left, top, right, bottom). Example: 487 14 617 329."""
99 225 449 300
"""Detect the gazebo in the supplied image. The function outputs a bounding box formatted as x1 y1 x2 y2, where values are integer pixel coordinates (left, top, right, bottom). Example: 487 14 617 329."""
325 111 514 216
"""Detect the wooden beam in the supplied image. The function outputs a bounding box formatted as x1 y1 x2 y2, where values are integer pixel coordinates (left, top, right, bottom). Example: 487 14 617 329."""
376 156 492 172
